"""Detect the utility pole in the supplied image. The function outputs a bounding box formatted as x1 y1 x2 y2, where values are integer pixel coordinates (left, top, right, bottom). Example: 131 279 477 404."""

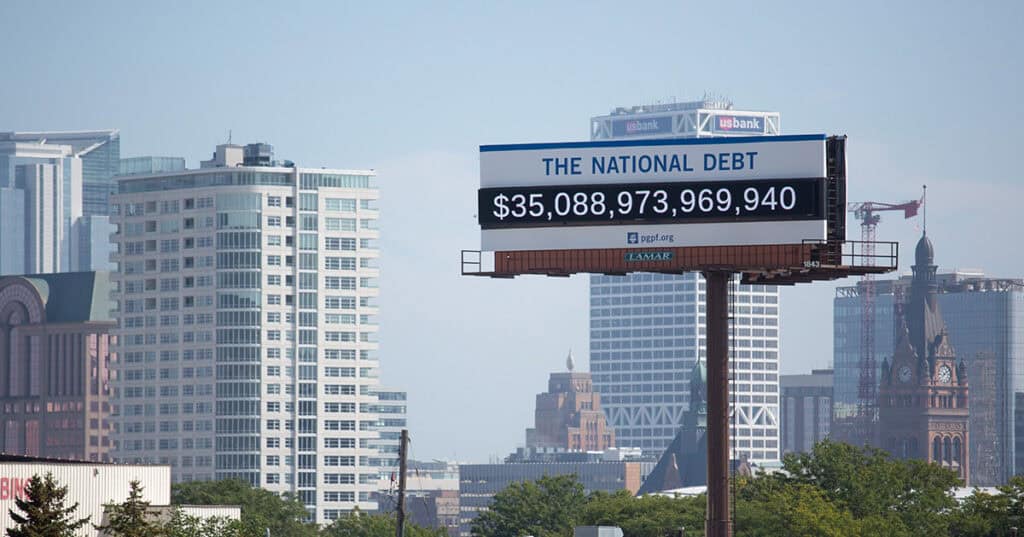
396 429 409 537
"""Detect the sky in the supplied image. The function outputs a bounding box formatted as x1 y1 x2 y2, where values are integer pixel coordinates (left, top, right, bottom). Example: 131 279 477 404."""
1 0 1021 462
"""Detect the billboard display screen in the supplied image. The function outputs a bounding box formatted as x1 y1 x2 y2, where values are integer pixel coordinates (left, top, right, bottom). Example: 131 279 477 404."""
611 116 673 137
480 178 823 227
478 135 831 251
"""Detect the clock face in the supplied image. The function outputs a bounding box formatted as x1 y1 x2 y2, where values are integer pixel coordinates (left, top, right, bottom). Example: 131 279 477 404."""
938 365 953 383
898 365 912 383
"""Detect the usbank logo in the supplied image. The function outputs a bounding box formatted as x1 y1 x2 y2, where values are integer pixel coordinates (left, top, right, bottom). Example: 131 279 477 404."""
625 120 661 134
627 232 639 244
714 115 764 133
611 116 672 137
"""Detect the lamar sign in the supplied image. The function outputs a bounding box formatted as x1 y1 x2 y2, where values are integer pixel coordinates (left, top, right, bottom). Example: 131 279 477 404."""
624 251 674 262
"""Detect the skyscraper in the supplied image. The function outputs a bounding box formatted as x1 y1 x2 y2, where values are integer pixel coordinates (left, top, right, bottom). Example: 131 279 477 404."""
780 369 832 455
0 130 120 275
834 236 1023 486
110 143 383 521
588 100 783 464
0 136 81 275
1 130 120 217
525 351 615 452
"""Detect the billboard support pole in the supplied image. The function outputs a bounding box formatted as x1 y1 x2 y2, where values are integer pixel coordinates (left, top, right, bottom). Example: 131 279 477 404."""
704 270 732 537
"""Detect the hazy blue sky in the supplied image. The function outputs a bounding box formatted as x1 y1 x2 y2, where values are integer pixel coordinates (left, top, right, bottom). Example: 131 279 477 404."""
2 1 1021 462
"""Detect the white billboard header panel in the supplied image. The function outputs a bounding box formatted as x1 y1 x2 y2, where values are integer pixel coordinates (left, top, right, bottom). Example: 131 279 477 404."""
481 220 826 251
480 134 826 188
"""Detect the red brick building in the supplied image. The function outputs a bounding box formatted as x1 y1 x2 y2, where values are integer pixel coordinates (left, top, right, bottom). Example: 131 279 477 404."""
526 351 615 451
0 272 115 461
878 235 970 483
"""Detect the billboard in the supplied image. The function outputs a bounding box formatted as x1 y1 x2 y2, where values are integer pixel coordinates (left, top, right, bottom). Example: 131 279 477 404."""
478 134 831 251
712 115 765 134
611 116 673 137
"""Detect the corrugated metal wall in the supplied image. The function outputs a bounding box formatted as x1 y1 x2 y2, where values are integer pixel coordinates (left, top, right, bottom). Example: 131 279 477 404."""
0 463 170 537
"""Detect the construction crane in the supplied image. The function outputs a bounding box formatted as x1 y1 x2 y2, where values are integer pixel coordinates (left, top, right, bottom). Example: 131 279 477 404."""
846 196 922 446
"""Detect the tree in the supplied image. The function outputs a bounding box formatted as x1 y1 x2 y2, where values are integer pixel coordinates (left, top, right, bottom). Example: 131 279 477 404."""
949 475 1024 537
321 511 448 537
162 508 243 537
94 480 162 537
733 473 859 537
471 474 587 537
171 479 316 537
580 490 704 537
7 473 90 537
948 488 1014 537
781 439 960 536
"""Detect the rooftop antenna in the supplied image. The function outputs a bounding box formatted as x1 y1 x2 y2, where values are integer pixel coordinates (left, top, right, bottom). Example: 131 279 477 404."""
228 129 233 145
922 184 927 235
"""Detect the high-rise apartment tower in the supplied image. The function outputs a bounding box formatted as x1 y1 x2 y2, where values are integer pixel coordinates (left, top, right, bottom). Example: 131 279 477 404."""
110 143 382 522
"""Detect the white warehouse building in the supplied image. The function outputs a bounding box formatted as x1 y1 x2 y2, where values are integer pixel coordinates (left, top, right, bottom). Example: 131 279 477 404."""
0 455 170 536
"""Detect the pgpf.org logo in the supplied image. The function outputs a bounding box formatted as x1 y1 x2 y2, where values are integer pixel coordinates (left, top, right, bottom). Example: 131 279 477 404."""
714 115 764 133
626 232 674 245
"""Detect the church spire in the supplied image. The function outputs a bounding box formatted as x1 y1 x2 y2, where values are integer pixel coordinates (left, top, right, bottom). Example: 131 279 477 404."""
907 231 944 366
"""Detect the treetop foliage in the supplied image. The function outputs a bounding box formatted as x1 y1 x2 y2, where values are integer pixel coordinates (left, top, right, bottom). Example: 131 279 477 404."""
6 473 90 537
468 440 1024 537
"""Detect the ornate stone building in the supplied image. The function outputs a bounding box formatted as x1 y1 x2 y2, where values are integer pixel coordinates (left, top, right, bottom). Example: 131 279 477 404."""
0 272 115 461
879 235 970 483
525 350 615 451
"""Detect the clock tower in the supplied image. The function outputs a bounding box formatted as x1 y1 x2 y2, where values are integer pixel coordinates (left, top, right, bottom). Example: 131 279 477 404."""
878 234 969 483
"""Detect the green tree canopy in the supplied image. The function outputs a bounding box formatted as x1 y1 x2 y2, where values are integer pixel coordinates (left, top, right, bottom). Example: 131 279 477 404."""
321 510 448 537
162 508 244 537
580 490 704 537
171 479 315 537
94 480 162 537
471 474 587 537
734 473 860 537
781 439 961 536
6 473 90 537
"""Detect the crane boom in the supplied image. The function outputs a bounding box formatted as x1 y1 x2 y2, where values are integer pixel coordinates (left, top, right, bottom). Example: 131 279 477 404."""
844 197 922 446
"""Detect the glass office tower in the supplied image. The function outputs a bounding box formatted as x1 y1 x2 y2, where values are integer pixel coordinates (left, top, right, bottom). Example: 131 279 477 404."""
0 130 120 274
0 135 82 274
